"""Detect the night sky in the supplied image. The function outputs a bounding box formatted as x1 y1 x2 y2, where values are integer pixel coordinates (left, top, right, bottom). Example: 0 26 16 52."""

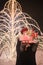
0 0 43 32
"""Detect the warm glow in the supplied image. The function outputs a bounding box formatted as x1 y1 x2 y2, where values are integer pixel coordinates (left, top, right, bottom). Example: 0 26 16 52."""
0 0 43 64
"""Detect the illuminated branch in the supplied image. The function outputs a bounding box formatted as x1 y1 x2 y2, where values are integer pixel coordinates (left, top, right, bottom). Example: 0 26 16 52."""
0 0 43 64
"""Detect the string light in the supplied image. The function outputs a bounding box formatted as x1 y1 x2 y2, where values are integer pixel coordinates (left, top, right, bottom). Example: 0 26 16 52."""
0 0 43 64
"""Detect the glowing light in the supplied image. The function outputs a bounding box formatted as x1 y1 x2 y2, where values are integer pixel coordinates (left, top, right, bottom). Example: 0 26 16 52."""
0 0 43 64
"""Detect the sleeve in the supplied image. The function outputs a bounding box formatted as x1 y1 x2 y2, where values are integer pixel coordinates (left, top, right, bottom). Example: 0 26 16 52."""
31 43 39 53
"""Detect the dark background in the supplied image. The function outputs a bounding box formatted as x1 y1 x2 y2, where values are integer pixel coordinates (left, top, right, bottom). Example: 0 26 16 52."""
0 0 43 32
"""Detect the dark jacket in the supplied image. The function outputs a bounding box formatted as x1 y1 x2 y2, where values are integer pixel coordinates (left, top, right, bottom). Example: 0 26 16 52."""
16 39 38 65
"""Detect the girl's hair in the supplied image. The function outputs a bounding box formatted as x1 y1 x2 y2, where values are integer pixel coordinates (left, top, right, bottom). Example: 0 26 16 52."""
21 28 28 34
